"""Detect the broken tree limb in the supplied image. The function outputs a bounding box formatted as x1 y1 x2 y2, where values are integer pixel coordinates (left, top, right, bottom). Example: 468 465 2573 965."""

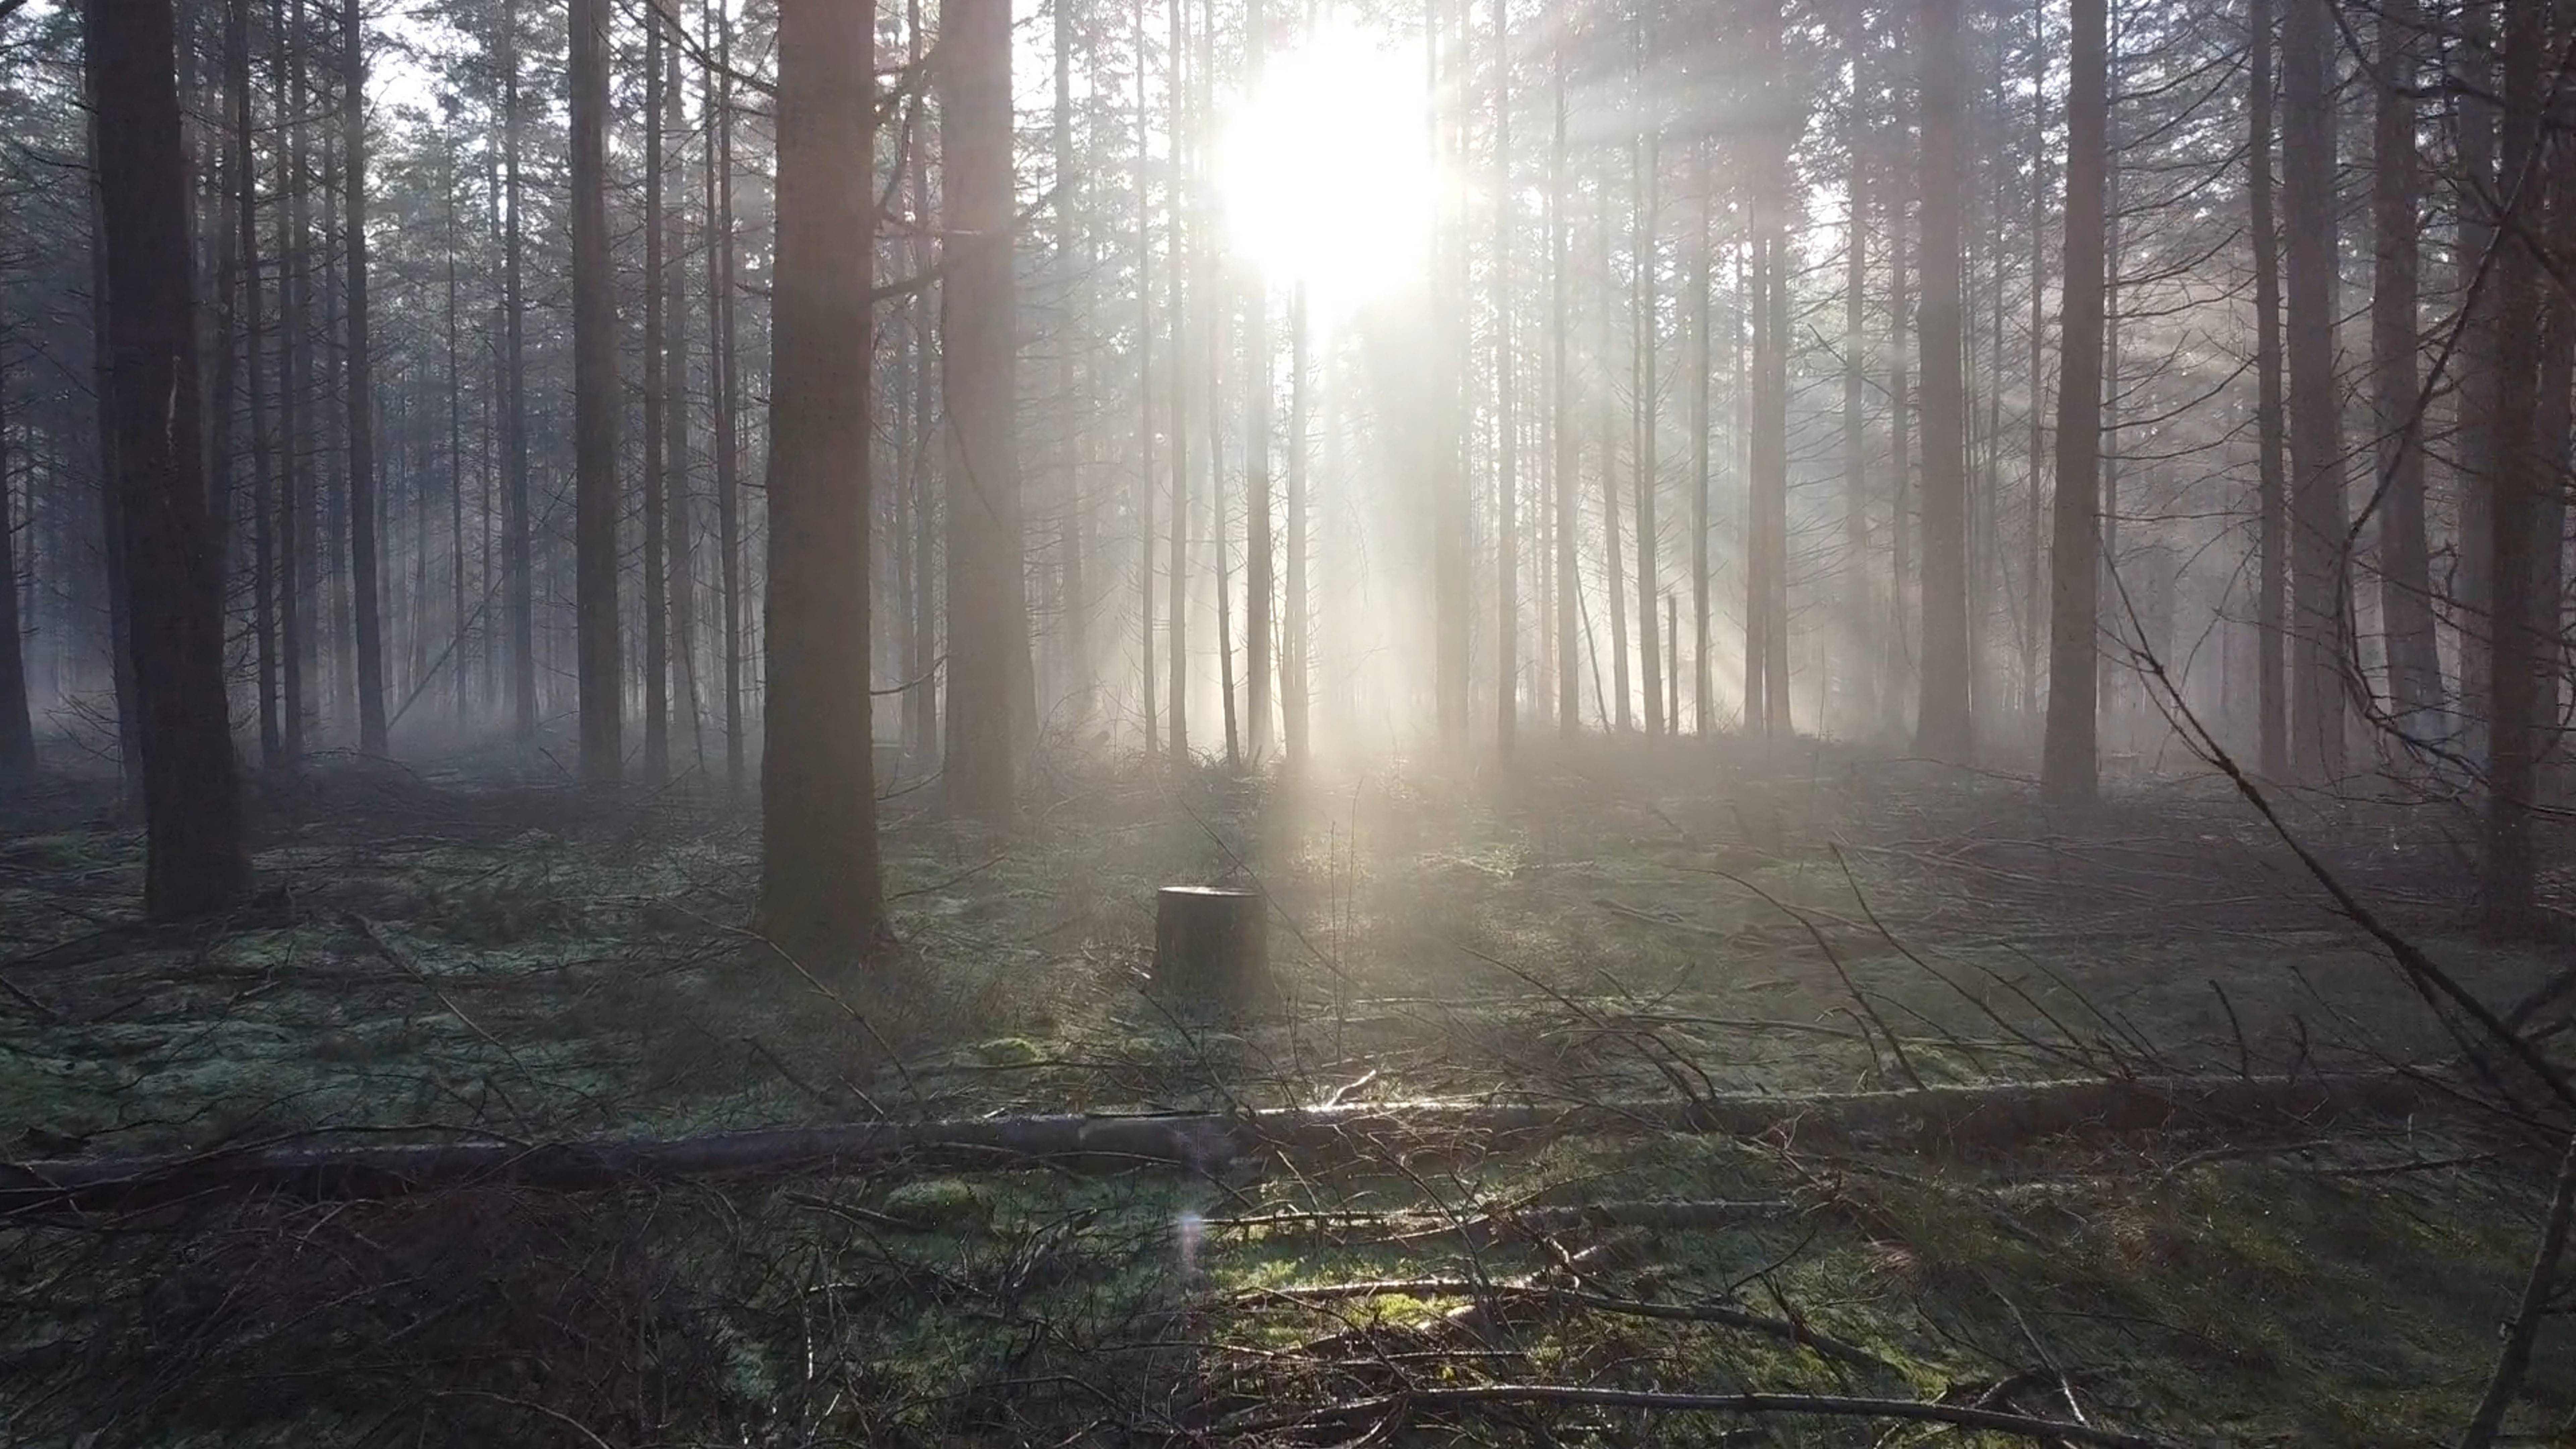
0 1071 2431 1217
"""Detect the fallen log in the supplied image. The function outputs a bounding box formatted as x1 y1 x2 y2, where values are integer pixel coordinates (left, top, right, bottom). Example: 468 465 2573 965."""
1255 1277 1896 1373
0 1071 2430 1217
1220 1383 2181 1449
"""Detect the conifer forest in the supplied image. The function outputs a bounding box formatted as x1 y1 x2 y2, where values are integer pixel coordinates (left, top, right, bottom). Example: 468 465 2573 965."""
0 0 2573 1436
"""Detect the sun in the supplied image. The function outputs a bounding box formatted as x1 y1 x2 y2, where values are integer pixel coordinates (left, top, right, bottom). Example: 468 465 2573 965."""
1215 21 1432 309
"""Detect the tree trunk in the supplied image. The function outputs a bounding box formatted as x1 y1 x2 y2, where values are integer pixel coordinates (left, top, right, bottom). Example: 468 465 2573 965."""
570 0 621 786
1134 0 1158 758
2370 0 2440 736
341 0 385 756
0 316 31 784
500 0 533 742
905 0 937 772
2022 0 2046 726
1552 51 1577 741
1285 283 1308 768
89 0 251 918
662 23 689 777
231 0 277 767
940 0 1023 817
1491 0 1514 756
1601 167 1629 735
2248 0 2287 777
87 28 145 814
760 0 889 964
2452 0 2499 744
1166 0 1190 766
1884 145 1913 732
1242 0 1272 762
2041 0 2107 805
643 12 669 785
1689 144 1710 738
1843 26 1873 736
2480 0 2544 931
2281 0 2347 781
277 0 308 764
1054 0 1089 728
1913 0 1971 762
713 0 745 794
1432 0 1468 752
1633 126 1663 741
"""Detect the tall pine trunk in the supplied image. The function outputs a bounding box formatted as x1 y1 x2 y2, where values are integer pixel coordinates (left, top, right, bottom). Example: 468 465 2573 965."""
941 0 1024 815
2478 0 2544 931
2249 0 2287 775
643 12 669 784
2041 0 2107 804
1913 0 1972 761
1551 52 1577 741
1242 0 1272 760
761 0 890 959
231 0 279 766
2370 0 2440 733
1135 0 1158 757
501 0 534 740
90 0 251 917
1632 124 1662 740
342 0 385 755
0 321 30 783
2282 0 2348 781
713 0 745 792
570 0 621 785
1492 0 1516 755
661 23 690 777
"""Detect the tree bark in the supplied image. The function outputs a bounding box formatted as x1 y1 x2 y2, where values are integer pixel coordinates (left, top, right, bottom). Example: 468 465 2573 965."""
1633 125 1663 741
1165 0 1190 766
662 21 689 776
1913 0 1972 762
2370 0 2440 736
2479 0 2544 932
500 0 533 741
1551 52 1577 741
1285 285 1308 767
1843 24 1873 736
341 0 385 756
89 0 251 919
2041 0 2107 805
1491 0 1515 756
713 0 745 794
760 0 890 964
2281 0 2348 782
1599 167 1630 736
0 311 31 784
570 0 621 786
2249 0 2287 777
643 12 669 785
1242 0 1273 762
1689 145 1710 738
940 0 1024 816
1134 0 1158 759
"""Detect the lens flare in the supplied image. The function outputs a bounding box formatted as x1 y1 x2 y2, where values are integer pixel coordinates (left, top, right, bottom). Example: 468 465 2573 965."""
1215 21 1433 309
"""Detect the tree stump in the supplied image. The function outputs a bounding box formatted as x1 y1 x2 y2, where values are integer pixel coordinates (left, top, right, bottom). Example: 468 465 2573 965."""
1150 886 1273 1016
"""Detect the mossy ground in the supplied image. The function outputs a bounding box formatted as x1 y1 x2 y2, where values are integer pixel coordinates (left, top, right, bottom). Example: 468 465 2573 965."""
0 735 2566 1445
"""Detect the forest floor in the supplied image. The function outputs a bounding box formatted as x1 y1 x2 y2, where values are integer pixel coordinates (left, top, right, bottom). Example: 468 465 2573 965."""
0 734 2570 1446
